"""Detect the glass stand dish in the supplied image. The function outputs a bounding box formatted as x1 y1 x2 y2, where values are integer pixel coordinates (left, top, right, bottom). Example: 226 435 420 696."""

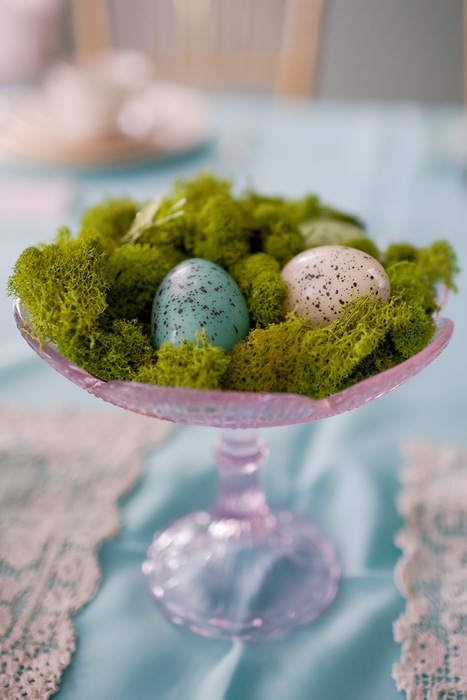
14 301 454 639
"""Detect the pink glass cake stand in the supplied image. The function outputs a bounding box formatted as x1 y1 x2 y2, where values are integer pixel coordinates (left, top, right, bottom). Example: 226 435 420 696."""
14 301 453 640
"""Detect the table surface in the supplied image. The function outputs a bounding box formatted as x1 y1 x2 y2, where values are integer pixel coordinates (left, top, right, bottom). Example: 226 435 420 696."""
1 96 466 700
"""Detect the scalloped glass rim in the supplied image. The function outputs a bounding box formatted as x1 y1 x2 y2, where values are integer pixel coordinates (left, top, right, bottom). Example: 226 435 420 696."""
14 300 453 429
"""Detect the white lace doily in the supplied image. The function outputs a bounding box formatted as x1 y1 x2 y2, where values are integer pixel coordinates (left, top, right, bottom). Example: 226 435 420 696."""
393 440 467 700
0 404 172 700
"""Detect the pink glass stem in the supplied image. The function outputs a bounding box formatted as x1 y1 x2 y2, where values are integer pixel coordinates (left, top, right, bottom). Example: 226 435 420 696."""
213 429 269 520
143 428 340 639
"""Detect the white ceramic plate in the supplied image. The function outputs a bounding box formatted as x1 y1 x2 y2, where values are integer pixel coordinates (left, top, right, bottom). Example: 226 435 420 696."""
0 81 213 167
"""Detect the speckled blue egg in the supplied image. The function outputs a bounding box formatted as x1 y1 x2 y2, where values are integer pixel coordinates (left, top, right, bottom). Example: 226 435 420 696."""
151 258 250 351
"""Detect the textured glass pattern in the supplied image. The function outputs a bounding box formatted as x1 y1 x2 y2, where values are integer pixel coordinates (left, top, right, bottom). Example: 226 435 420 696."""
14 300 454 429
143 429 340 639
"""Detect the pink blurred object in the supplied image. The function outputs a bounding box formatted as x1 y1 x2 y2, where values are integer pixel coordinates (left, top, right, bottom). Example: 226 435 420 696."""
0 0 61 82
13 300 453 639
0 177 73 223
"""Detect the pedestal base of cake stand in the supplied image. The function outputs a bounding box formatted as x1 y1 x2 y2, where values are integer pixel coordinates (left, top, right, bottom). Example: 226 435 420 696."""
143 429 340 640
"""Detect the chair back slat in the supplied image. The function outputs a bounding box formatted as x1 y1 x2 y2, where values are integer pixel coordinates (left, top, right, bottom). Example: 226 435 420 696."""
77 0 323 96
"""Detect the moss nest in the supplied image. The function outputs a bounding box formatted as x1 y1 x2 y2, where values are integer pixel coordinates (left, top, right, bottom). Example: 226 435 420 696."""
8 172 459 398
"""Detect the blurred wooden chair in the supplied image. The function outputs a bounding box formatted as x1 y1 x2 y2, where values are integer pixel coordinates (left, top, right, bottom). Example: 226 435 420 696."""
72 0 324 97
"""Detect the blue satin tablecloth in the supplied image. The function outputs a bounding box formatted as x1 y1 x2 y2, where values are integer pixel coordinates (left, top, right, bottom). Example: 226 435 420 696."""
1 98 466 699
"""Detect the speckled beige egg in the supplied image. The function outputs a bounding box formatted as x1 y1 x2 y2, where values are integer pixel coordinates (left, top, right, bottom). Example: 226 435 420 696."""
281 245 390 327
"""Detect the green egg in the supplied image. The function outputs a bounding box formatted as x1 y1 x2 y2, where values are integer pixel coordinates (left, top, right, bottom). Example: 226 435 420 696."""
300 220 367 248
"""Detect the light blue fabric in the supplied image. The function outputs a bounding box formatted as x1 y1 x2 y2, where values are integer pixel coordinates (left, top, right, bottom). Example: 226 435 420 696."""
1 99 466 699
